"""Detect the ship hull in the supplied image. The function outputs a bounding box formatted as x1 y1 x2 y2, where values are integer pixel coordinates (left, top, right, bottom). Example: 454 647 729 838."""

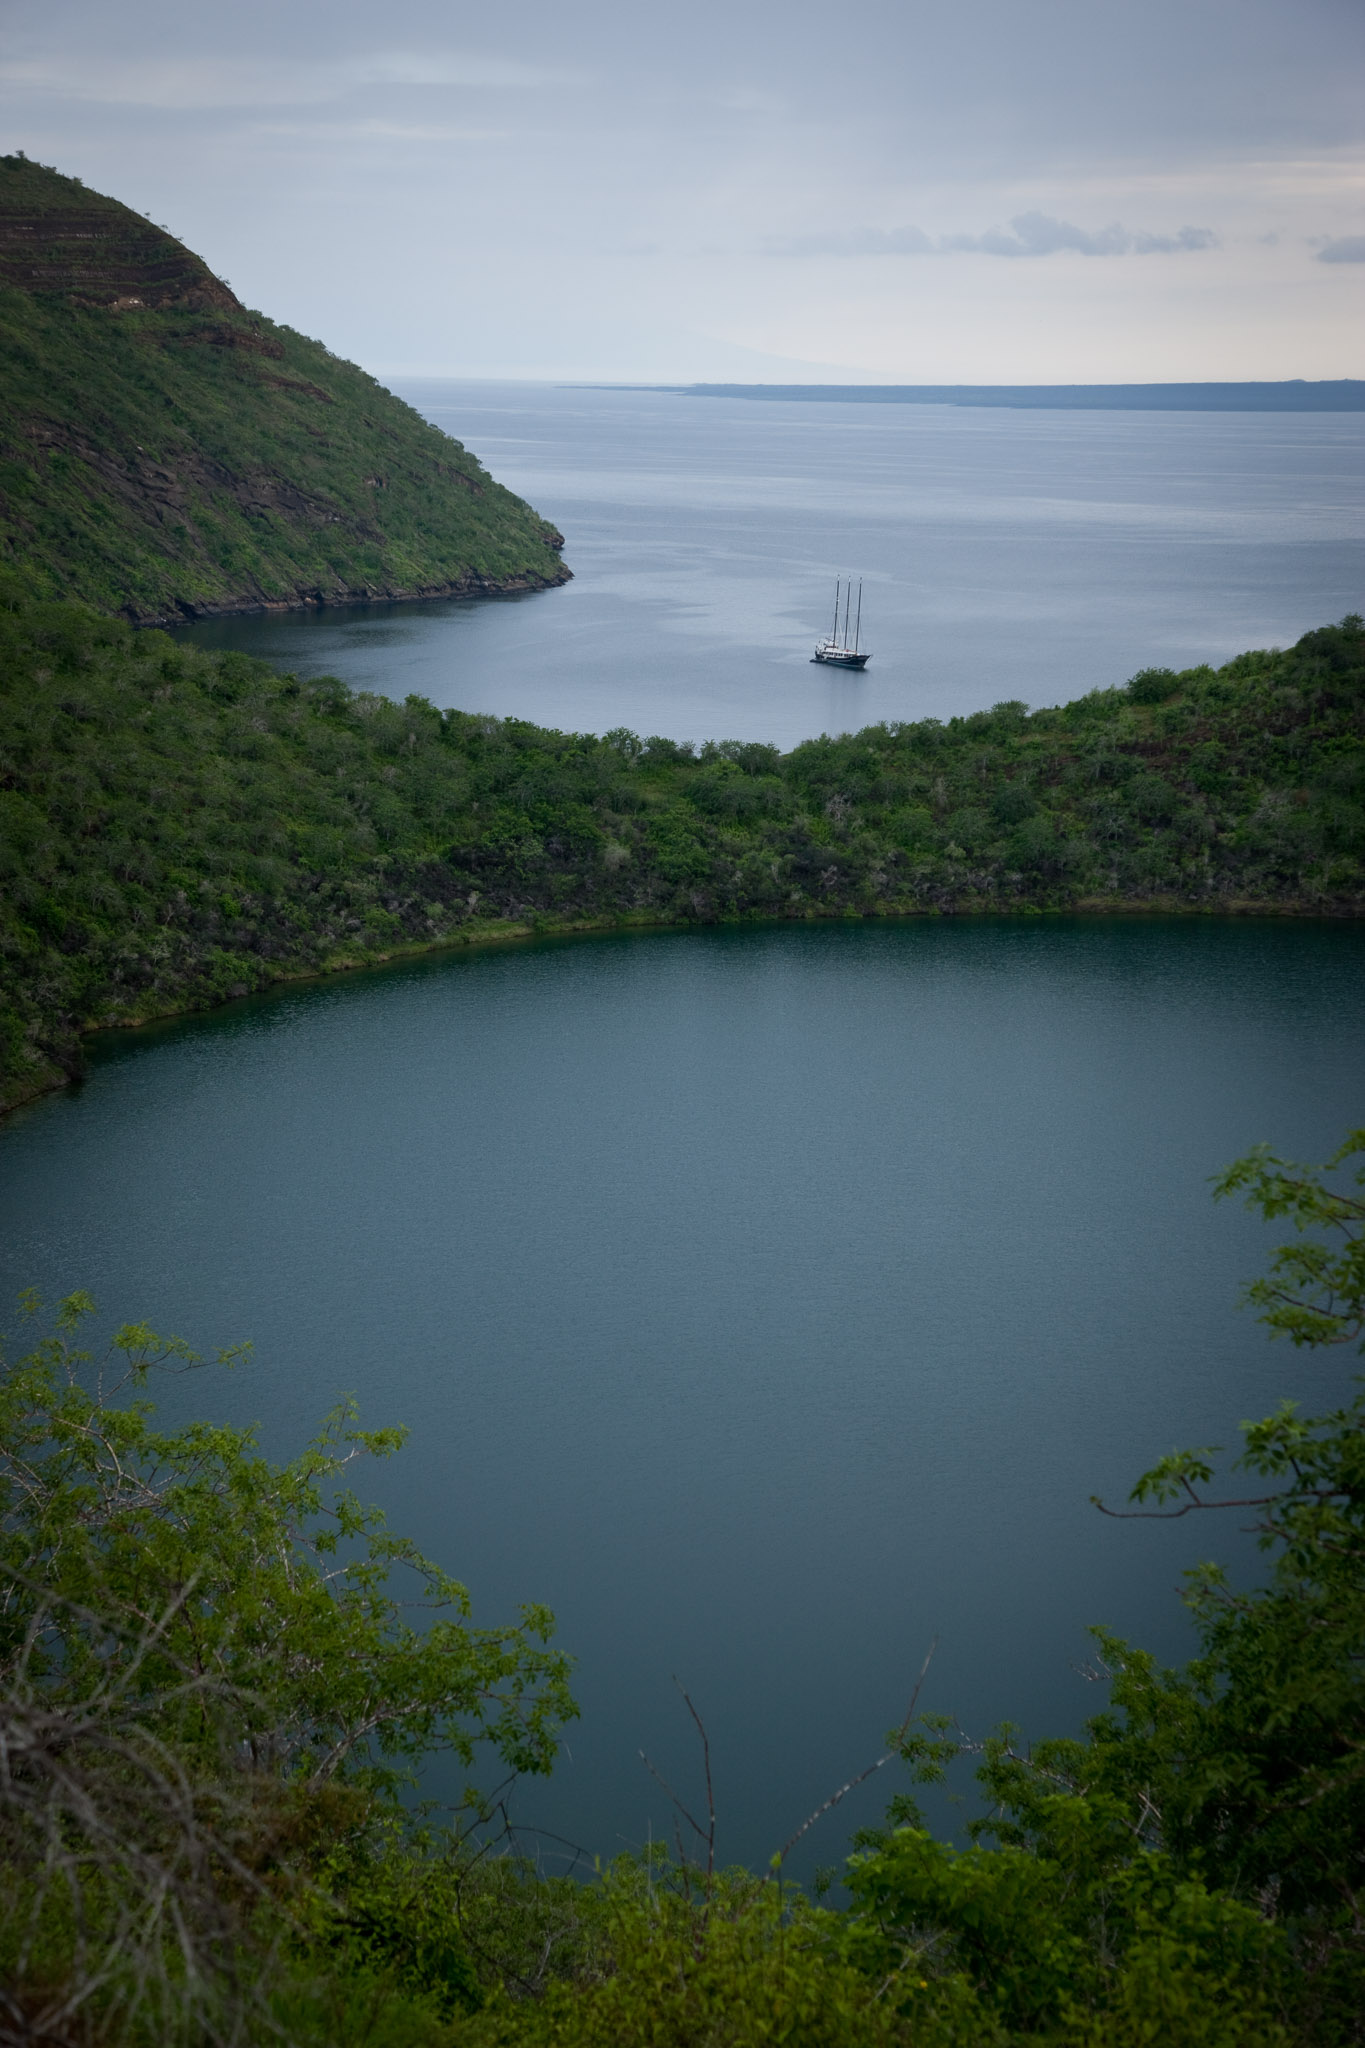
812 649 870 668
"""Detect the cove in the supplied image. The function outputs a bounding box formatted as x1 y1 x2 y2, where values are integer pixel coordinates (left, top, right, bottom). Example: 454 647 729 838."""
176 380 1365 749
2 914 1362 1873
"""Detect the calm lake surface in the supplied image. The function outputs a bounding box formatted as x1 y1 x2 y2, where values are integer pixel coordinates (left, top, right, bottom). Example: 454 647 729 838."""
3 918 1363 1870
176 383 1365 748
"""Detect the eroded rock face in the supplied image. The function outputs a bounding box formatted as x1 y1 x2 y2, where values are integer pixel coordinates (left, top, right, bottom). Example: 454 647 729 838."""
0 153 241 311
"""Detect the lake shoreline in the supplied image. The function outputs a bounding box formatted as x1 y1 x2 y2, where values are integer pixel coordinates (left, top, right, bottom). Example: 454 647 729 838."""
7 893 1360 1121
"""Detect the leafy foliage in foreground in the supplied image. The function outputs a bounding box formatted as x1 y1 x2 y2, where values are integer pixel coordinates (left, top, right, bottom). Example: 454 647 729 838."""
2 582 1362 1107
0 155 568 623
1 1132 1361 2044
843 1128 1365 2044
0 1298 573 2043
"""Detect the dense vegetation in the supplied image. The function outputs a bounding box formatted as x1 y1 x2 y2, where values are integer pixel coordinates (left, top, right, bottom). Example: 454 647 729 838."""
1 578 1361 1109
2 1128 1361 2044
0 156 569 622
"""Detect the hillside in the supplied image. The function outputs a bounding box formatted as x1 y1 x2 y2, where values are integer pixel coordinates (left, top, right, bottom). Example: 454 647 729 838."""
0 155 569 622
1 579 1360 1111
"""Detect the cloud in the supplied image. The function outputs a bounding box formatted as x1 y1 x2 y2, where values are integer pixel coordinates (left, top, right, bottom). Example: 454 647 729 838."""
946 211 1219 256
0 56 298 107
1316 234 1365 263
767 225 935 257
343 53 564 91
767 212 1219 259
709 86 785 116
254 120 513 145
0 49 564 110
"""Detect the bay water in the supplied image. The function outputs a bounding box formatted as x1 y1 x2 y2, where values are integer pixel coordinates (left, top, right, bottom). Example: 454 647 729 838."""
176 382 1365 748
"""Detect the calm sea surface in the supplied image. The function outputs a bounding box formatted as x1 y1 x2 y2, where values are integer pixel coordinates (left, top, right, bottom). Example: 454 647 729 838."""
2 918 1362 1870
175 383 1365 748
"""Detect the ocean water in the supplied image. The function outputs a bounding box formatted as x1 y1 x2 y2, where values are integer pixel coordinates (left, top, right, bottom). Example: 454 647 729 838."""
3 917 1362 1872
175 382 1365 749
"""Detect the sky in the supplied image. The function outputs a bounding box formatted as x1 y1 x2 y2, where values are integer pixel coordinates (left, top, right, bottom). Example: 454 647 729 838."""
3 0 1363 383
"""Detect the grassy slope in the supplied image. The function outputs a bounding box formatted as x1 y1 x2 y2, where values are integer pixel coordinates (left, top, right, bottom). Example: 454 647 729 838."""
0 157 569 621
2 583 1360 1110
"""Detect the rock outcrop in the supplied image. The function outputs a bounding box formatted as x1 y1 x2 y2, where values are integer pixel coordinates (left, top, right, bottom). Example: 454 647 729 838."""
0 153 241 311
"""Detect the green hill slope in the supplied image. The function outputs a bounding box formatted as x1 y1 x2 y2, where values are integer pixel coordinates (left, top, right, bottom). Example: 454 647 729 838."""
0 155 569 621
2 580 1360 1111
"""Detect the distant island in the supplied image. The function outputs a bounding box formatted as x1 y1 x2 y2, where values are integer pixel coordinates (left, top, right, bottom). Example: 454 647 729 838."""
0 155 570 622
667 381 1365 411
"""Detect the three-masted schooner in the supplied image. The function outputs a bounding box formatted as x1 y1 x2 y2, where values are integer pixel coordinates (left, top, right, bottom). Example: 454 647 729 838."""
812 579 870 669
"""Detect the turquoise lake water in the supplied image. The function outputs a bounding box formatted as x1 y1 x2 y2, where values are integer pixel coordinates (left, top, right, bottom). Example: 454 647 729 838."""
2 916 1362 1870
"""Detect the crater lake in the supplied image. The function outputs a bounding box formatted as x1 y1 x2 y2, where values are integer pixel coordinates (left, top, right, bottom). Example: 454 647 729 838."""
2 915 1361 1871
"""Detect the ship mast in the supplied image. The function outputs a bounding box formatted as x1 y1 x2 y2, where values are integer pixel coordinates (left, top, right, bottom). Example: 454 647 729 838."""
853 580 862 654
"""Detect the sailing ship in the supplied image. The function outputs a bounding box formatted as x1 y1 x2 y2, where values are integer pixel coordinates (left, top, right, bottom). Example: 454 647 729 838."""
812 578 870 668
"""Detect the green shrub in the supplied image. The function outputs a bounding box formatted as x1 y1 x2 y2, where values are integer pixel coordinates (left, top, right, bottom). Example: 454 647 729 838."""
1126 666 1182 704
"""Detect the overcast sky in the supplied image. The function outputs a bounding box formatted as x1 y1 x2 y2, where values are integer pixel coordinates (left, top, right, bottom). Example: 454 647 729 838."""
4 0 1362 381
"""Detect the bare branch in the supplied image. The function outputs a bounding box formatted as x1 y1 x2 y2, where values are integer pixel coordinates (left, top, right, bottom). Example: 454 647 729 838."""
773 1640 939 1870
675 1680 716 1882
1094 1485 1346 1520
